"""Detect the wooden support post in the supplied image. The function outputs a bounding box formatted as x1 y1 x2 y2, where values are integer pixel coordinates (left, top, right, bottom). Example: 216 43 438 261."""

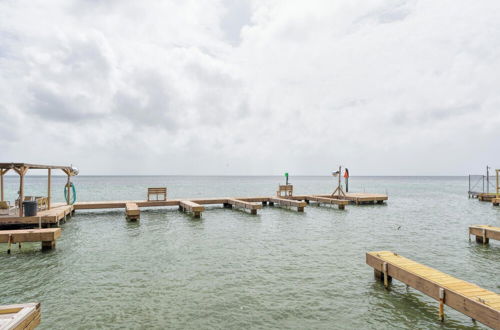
15 166 28 217
269 201 274 206
41 241 55 250
251 209 257 215
262 201 267 206
194 211 201 218
47 169 51 210
66 175 71 205
439 288 445 322
383 262 389 288
0 169 4 201
339 204 345 210
223 203 232 208
298 206 304 212
7 234 12 254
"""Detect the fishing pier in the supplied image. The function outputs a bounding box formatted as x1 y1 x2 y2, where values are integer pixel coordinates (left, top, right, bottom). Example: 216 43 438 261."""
366 251 500 329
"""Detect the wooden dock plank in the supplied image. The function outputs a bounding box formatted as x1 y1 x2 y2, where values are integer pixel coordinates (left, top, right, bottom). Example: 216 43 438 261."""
469 225 500 244
366 251 500 329
301 195 349 209
0 303 41 330
268 197 307 212
0 204 73 227
125 203 140 221
179 200 204 218
0 228 61 243
226 199 262 215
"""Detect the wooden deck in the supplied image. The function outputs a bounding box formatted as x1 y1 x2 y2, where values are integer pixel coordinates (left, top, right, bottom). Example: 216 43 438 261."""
225 199 262 215
0 228 61 252
292 195 349 209
366 251 500 329
478 193 498 202
469 225 500 244
268 197 306 212
179 200 204 218
0 303 41 330
0 204 73 227
125 203 140 221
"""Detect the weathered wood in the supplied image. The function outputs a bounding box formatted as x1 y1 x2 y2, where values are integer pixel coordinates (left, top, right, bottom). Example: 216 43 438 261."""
0 204 73 227
179 200 204 218
366 251 500 329
294 195 349 210
0 228 61 244
147 187 167 201
469 225 500 244
276 184 293 197
493 198 500 206
227 199 262 214
269 197 307 212
125 203 140 221
316 192 388 205
0 302 41 330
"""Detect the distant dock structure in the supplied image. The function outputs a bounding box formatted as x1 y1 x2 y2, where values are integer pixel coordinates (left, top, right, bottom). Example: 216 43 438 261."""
469 225 500 244
0 164 388 226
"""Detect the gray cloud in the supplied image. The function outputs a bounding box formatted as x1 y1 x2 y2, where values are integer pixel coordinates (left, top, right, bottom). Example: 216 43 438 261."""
0 0 499 175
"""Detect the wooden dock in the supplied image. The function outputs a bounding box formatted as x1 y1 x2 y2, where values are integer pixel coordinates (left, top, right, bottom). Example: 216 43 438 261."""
224 199 262 215
469 225 500 244
179 200 204 218
478 193 498 202
0 303 41 329
0 228 61 253
291 195 349 209
268 197 306 212
493 198 500 206
366 251 500 329
125 203 140 221
0 204 73 227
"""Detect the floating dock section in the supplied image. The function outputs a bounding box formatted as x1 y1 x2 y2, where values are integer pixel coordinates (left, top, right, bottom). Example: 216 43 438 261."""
469 225 500 244
0 303 41 329
0 228 61 253
366 251 500 329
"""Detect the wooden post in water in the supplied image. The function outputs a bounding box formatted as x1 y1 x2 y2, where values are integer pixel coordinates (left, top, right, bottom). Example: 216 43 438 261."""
438 288 445 322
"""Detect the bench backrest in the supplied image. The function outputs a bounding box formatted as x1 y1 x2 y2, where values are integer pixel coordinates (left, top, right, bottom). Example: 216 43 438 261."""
147 187 167 201
277 184 293 196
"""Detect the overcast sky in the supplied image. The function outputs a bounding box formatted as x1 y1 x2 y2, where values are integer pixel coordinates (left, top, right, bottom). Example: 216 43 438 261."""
1 0 499 175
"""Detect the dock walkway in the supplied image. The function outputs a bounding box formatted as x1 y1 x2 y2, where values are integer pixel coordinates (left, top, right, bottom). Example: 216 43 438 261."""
469 225 500 244
0 228 61 252
366 251 500 329
0 204 73 227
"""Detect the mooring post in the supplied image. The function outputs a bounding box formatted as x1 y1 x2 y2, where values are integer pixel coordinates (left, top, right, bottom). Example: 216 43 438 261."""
439 288 445 322
7 234 12 254
383 262 389 288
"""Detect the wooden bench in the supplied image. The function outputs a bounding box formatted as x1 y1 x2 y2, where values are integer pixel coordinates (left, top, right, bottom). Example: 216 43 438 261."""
276 184 293 197
147 187 167 201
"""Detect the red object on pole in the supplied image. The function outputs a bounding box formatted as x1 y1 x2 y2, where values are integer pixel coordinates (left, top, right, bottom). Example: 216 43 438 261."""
344 168 349 178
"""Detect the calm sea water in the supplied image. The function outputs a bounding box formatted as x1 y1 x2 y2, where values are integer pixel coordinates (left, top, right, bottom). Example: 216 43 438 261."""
1 176 499 329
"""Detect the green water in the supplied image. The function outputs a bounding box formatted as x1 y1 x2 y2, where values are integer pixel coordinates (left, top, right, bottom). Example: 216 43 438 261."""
1 176 499 329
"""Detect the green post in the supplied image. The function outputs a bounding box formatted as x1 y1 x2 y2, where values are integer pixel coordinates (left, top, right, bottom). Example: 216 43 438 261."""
285 172 289 185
